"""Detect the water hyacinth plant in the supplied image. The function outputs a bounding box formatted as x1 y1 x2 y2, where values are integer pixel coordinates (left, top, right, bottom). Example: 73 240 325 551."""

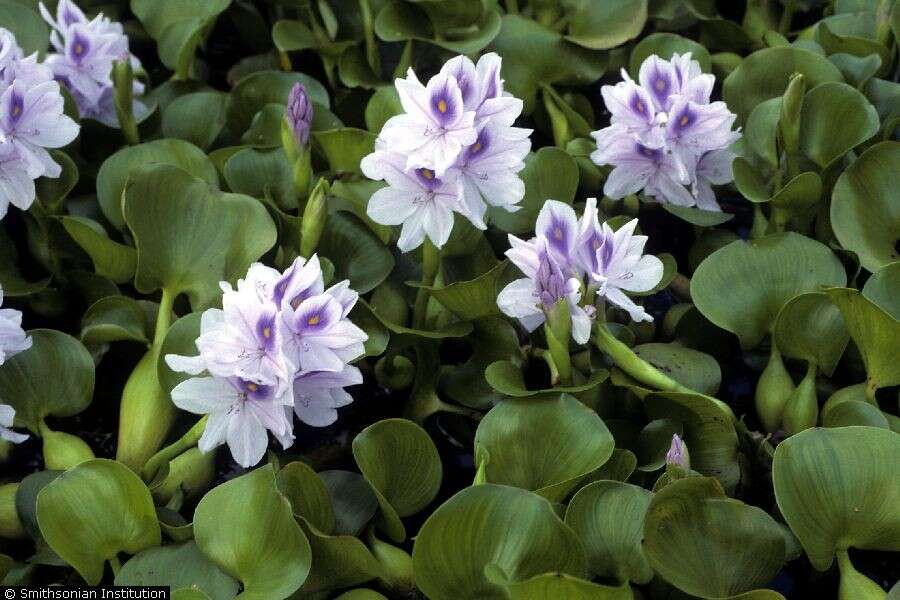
0 1 897 599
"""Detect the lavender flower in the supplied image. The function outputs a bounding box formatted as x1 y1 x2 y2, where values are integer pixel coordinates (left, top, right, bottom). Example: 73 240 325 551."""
0 141 36 219
591 53 739 211
575 199 664 322
498 215 592 344
363 54 530 251
170 376 294 468
40 0 145 127
0 284 31 444
286 82 313 147
166 257 366 467
361 146 468 251
665 433 689 469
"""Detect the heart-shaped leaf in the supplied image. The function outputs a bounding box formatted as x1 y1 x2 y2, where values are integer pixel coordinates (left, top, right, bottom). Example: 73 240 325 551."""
226 71 329 136
318 211 394 295
0 329 94 433
0 1 48 56
563 0 647 50
629 32 712 76
484 360 609 398
643 477 786 599
115 541 240 599
565 481 653 584
773 426 900 571
81 295 151 346
36 459 161 585
691 233 846 349
123 164 277 310
474 394 614 501
412 484 586 600
60 216 137 284
162 91 228 151
193 465 312 599
277 461 335 534
319 470 379 537
800 82 879 168
774 292 849 376
831 141 900 273
352 418 442 542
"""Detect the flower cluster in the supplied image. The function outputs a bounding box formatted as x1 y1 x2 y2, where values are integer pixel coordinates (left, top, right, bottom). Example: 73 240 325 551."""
0 28 79 220
590 53 740 212
40 0 145 127
498 199 664 340
0 285 32 443
165 256 368 468
361 53 531 252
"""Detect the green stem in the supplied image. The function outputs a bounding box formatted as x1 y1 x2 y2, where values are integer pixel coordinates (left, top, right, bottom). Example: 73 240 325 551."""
109 555 121 577
412 240 440 329
778 0 795 35
504 0 518 14
359 0 380 75
544 320 572 385
141 415 208 482
154 288 176 348
593 322 692 393
394 40 414 79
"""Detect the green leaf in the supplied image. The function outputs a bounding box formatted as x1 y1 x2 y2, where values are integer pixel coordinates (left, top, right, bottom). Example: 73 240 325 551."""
0 1 47 57
412 484 586 600
374 2 502 54
81 295 151 346
421 261 515 321
313 128 376 175
162 91 228 151
632 343 721 396
565 481 653 584
484 360 609 398
743 97 781 167
123 163 277 310
629 32 712 75
831 141 900 273
130 0 231 78
37 150 78 211
774 292 849 376
474 395 615 501
352 418 442 542
691 233 846 349
825 287 900 394
490 15 606 113
489 148 579 233
319 470 379 537
36 459 161 585
635 418 684 472
0 329 93 433
862 261 900 319
563 0 647 50
643 392 740 492
823 400 889 429
157 311 202 394
226 71 329 136
116 541 240 599
193 465 312 599
97 139 219 231
644 477 786 599
318 211 394 294
276 461 335 534
773 427 900 571
489 570 634 599
662 204 734 226
365 86 403 134
60 216 136 284
800 82 880 168
722 46 843 123
356 298 473 340
223 147 297 211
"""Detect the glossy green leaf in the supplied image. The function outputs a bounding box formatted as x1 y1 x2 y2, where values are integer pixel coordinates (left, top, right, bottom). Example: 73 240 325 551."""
319 470 379 537
643 392 740 491
157 311 202 394
276 461 335 534
443 317 523 410
36 459 161 585
823 400 889 429
313 128 376 175
773 427 900 571
489 147 579 233
862 261 900 319
123 164 277 310
0 329 93 433
485 360 609 398
130 0 231 78
421 261 515 321
831 141 900 272
37 150 78 211
60 216 136 284
0 1 48 57
630 32 712 75
374 2 501 54
563 0 647 50
81 295 151 346
565 481 653 584
632 343 721 396
691 233 846 349
365 86 403 134
489 570 634 599
723 46 843 123
635 418 684 472
644 477 786 599
162 91 228 150
490 15 606 113
115 541 240 599
318 211 394 295
774 292 849 376
800 82 879 168
352 418 442 542
825 287 900 394
226 71 329 136
97 139 219 231
193 465 312 599
223 147 296 211
474 395 614 501
412 484 586 600
357 298 472 340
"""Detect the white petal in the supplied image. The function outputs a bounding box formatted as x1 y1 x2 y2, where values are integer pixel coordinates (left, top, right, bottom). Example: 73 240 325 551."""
226 409 268 468
170 377 239 414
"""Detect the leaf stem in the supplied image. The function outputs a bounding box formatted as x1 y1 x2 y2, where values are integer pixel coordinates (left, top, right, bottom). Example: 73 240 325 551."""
109 555 121 577
140 415 208 482
153 288 176 348
412 240 440 329
593 322 691 393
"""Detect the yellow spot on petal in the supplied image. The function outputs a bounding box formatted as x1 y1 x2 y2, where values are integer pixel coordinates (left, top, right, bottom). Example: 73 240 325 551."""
11 104 20 117
262 327 271 338
655 78 665 91
680 114 689 126
421 169 434 180
437 99 447 113
246 382 258 392
473 142 482 152
74 43 84 55
308 315 320 326
554 227 563 240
